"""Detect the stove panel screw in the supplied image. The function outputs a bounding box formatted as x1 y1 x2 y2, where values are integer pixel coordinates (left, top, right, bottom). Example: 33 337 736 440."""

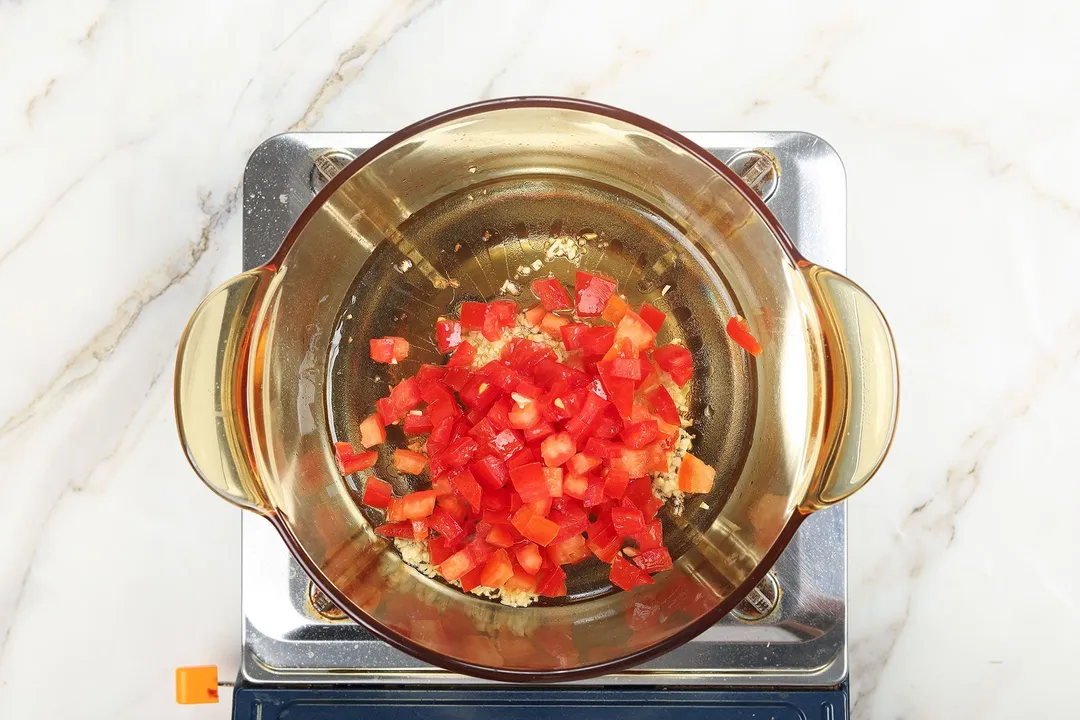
728 149 780 202
309 149 357 193
732 570 781 622
308 581 349 621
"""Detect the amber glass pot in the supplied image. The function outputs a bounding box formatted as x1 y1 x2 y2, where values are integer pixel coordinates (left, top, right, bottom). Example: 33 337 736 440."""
174 98 897 681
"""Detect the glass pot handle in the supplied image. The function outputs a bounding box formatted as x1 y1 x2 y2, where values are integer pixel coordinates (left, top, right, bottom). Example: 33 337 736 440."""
800 264 898 509
174 270 272 514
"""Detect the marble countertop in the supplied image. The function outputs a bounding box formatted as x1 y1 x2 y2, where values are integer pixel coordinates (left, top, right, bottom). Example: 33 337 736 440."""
1 1 1076 717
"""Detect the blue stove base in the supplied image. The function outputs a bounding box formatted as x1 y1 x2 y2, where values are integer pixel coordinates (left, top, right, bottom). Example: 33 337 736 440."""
232 683 848 719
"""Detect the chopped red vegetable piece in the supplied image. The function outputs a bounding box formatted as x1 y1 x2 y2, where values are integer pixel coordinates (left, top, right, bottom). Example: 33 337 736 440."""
470 455 509 490
430 506 465 542
334 442 379 474
634 547 673 573
446 341 477 368
612 504 645 536
547 534 589 565
428 536 453 564
508 397 541 429
480 549 515 588
536 565 568 597
638 303 666 332
539 431 576 468
530 278 573 311
613 310 657 352
539 312 569 339
559 323 589 351
403 412 434 435
601 294 630 324
726 314 762 357
440 549 476 581
459 565 483 592
575 271 618 317
359 413 387 448
621 419 659 449
393 449 428 475
678 453 715 493
411 518 430 541
435 319 463 353
563 472 589 500
609 554 654 591
460 302 489 331
375 521 415 539
398 490 436 520
515 542 544 575
521 514 560 546
362 477 393 508
603 468 630 499
510 462 552 503
523 304 548 328
451 471 484 512
645 386 681 425
369 336 410 364
652 343 693 386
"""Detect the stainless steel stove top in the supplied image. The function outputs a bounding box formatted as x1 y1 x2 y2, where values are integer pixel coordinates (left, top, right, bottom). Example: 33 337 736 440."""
239 131 848 687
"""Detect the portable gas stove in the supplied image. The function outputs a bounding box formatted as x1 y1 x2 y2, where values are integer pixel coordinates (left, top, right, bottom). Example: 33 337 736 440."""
231 131 849 719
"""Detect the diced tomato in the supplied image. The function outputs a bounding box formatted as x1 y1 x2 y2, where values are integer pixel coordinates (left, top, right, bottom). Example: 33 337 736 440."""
459 565 484 592
430 506 465 542
563 472 589 500
521 514 560 546
334 442 379 474
369 336 410 364
509 463 551 503
539 431 576 468
393 449 428 475
613 310 657 352
601 294 630 324
440 549 476 581
620 420 659 449
609 554 654 591
485 524 515 548
531 278 573 311
612 504 645 536
428 536 454 564
362 477 393 508
479 548 515 588
446 341 477 368
435 319 462 353
726 314 762 357
536 565 568 597
451 471 483 512
470 455 509 489
547 534 589 565
652 344 693 387
574 271 618 317
375 521 415 539
678 453 716 493
638 303 666 332
645 386 681 425
515 542 544 574
603 468 630 499
634 547 673 573
459 302 489 331
411 518 430 541
359 414 387 448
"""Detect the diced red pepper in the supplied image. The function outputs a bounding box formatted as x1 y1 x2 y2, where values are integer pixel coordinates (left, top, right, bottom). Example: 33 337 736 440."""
438 494 469 523
639 304 666 332
398 490 436 520
574 271 618 317
583 436 621 459
432 474 453 497
539 431 576 468
488 428 525 459
506 447 536 468
505 567 539 593
369 336 410 364
521 514 560 546
536 565 568 597
403 412 434 435
334 442 379 474
393 449 428 475
430 506 465 542
634 547 673 573
568 452 602 475
480 549 515 588
586 522 622 563
428 536 454 565
515 542 544 574
385 498 406 522
485 524 515 548
580 326 615 356
563 472 589 500
359 414 387 448
508 398 541 429
470 455 509 490
510 462 552 503
362 477 393 508
601 294 630 324
596 361 634 420
612 504 645 536
489 300 518 329
388 376 423 416
411 518 430 541
442 437 479 468
440 549 476 581
539 312 569 339
523 421 555 443
621 419 659 449
435 319 462 353
559 323 589 351
547 534 589 565
459 302 489 330
443 365 472 392
530 278 573 311
523 304 548 328
609 553 654 591
446 341 477 367
603 468 630 499
375 521 415 539
678 453 715 493
726 314 762 357
645 386 681 425
633 518 664 552
459 565 483 592
613 310 657 352
609 357 642 380
451 471 483 512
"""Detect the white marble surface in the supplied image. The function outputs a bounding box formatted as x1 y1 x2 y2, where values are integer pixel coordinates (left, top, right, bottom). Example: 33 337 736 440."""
1 0 1077 717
